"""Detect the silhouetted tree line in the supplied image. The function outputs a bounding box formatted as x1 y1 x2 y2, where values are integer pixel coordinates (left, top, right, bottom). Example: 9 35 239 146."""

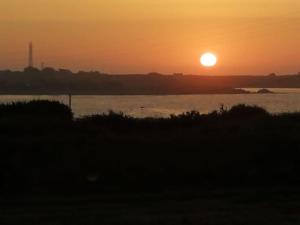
2 68 300 94
1 101 300 194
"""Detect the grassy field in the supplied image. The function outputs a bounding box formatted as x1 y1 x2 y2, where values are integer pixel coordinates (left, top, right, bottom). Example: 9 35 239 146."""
1 101 300 224
1 188 300 225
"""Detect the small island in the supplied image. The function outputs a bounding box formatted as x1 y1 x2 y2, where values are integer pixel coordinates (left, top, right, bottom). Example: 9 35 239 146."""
257 88 274 94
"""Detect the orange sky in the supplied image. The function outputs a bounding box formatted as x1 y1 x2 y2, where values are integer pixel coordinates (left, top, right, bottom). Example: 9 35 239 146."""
1 0 300 75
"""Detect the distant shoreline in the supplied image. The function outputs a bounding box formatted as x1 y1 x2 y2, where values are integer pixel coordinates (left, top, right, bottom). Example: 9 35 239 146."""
0 88 276 96
2 69 300 95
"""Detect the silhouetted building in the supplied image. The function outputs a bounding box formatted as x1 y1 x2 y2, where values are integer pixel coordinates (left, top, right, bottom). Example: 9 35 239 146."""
24 42 37 72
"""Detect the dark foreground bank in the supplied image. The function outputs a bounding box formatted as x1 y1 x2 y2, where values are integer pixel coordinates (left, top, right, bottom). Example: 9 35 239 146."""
1 101 300 224
2 187 300 225
0 100 300 192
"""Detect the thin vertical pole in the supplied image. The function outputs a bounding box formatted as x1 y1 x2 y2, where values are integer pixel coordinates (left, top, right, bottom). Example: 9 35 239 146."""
68 94 72 109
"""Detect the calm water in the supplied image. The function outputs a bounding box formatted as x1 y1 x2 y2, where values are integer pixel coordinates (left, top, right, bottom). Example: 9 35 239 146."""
1 88 300 117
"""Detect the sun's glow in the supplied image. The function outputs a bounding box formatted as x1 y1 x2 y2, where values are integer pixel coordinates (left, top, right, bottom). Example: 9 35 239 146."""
200 53 217 67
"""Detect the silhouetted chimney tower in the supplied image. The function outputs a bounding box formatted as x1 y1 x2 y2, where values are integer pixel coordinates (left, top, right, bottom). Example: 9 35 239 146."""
29 42 33 67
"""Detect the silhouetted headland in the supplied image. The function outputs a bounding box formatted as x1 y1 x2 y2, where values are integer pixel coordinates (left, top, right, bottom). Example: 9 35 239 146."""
0 68 300 94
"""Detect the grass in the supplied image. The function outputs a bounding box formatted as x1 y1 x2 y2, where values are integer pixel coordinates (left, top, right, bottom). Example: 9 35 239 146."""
1 101 300 224
2 188 300 225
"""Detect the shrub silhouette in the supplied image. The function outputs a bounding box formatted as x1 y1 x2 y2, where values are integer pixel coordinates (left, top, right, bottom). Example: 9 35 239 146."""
0 101 300 193
0 100 72 118
224 104 269 118
0 100 73 133
171 110 202 121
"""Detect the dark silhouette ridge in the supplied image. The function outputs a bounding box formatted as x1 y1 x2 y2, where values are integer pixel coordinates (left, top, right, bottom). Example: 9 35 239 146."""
0 101 300 195
1 68 300 94
1 101 300 224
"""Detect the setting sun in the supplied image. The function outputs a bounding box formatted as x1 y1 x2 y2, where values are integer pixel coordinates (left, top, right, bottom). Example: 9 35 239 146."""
200 53 217 67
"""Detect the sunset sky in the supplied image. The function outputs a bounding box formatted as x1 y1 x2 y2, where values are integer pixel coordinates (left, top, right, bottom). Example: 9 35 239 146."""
1 0 300 75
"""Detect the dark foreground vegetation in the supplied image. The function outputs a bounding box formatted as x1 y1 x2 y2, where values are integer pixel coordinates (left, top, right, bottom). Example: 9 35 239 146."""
1 100 300 224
